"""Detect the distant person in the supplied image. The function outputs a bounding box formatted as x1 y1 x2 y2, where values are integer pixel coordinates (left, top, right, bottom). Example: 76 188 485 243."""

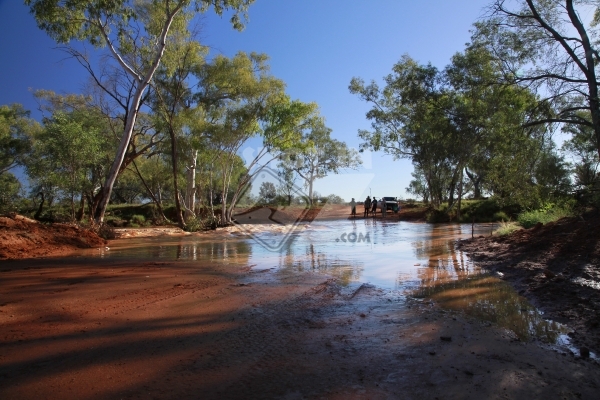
364 196 371 217
371 197 378 217
350 198 357 217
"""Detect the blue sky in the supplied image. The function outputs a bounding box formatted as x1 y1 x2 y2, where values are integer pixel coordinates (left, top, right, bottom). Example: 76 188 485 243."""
0 0 491 202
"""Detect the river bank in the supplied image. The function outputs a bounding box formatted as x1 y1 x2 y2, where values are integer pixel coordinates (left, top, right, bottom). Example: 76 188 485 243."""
458 209 600 359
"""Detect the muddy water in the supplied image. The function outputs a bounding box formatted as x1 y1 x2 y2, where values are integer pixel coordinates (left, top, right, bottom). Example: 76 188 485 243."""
97 220 569 344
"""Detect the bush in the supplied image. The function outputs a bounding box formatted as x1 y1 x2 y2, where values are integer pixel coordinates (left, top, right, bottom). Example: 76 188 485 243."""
183 216 204 232
130 214 146 225
426 208 450 223
493 211 510 222
517 203 574 228
494 221 521 236
95 223 116 240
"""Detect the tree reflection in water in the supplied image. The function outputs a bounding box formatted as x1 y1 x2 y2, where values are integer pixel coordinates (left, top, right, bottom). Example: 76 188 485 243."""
410 225 568 342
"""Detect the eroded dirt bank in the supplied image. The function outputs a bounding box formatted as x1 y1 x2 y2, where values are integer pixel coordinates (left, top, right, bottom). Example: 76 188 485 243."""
0 214 106 259
459 210 600 356
1 256 599 399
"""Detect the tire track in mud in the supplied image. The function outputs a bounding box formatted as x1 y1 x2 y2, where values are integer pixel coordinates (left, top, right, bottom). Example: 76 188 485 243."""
172 278 343 399
94 280 221 316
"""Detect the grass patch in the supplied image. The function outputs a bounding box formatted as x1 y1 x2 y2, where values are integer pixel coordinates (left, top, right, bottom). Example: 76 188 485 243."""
494 221 521 236
517 205 574 228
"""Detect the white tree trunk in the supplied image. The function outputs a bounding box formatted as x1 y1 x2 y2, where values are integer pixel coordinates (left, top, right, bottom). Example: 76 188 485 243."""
184 150 197 221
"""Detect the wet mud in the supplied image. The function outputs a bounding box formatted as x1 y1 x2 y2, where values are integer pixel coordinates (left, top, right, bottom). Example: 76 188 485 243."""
1 256 599 399
459 210 600 356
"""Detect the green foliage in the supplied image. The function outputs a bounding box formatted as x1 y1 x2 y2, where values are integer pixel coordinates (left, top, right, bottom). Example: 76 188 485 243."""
351 47 552 209
25 0 254 45
492 211 510 222
425 199 518 223
426 207 451 223
258 181 277 204
0 172 23 213
459 199 504 222
183 216 204 232
106 203 160 225
0 104 36 174
473 1 600 160
280 119 362 205
183 212 220 232
517 203 574 229
130 214 146 225
325 194 345 204
494 221 521 236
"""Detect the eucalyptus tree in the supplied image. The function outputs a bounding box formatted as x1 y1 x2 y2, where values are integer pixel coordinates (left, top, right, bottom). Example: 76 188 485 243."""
562 111 600 200
349 55 456 207
475 0 600 160
0 104 36 175
258 181 277 204
151 23 207 227
26 0 254 224
0 173 22 213
280 119 362 206
27 109 110 221
277 163 299 206
351 48 557 210
194 52 318 224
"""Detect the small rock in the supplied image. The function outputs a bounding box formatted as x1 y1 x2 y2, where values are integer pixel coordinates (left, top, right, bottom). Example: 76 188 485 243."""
440 336 452 342
429 351 436 355
580 347 590 358
360 313 366 318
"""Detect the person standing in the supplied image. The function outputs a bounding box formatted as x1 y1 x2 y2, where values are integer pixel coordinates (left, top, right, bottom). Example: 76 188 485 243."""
350 198 357 217
371 197 378 217
364 196 371 217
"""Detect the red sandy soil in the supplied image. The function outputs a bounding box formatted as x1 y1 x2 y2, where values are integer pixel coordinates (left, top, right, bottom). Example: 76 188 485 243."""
0 214 106 259
459 210 600 356
1 209 599 399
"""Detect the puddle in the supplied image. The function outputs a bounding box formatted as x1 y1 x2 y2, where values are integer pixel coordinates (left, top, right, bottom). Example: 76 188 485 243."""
92 220 573 346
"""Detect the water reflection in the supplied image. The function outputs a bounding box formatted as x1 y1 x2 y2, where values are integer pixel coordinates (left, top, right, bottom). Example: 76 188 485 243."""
276 242 364 286
94 221 569 344
99 237 252 265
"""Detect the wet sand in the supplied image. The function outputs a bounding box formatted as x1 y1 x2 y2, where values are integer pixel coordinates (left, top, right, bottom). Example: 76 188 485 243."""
1 255 599 399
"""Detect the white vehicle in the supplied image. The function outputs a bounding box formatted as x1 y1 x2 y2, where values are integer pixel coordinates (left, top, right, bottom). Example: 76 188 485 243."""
381 197 400 213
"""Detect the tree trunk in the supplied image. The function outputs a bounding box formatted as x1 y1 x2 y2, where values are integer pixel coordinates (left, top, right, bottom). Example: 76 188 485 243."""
465 169 483 199
184 151 198 221
169 127 185 228
93 7 182 224
76 194 86 222
457 168 464 221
